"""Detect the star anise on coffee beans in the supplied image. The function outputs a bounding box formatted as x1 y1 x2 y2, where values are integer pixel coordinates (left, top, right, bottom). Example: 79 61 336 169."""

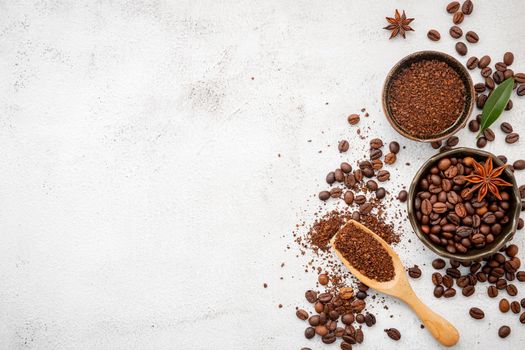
383 9 414 39
463 157 512 202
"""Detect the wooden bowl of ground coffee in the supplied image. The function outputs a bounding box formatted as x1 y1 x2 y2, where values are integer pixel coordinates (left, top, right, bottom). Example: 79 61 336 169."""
382 51 475 142
408 147 522 262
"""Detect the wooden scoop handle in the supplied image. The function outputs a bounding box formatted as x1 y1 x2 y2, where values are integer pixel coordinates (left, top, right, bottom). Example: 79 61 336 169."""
401 290 459 347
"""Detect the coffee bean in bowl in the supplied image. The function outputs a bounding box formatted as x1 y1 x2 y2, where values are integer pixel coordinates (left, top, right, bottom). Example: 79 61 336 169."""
382 51 474 142
408 148 521 262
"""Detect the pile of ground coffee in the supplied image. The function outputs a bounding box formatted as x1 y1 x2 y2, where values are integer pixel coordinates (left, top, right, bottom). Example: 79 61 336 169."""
334 222 396 282
388 59 466 138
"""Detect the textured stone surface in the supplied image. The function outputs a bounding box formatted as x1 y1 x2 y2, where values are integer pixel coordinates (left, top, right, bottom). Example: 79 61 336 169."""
0 1 524 349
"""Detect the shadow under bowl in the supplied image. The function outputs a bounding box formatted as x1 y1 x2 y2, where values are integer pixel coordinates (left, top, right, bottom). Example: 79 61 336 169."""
382 50 475 143
408 147 522 262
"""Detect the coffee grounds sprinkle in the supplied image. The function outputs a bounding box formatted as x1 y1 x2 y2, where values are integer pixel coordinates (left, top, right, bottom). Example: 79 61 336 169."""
334 222 395 282
388 59 466 138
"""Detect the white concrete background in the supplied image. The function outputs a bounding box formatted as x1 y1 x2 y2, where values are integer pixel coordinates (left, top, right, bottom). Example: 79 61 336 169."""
1 0 525 349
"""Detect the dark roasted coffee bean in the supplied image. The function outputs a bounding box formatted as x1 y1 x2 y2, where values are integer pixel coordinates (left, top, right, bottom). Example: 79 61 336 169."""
338 140 349 153
305 290 318 303
476 94 487 108
443 275 454 288
505 133 519 144
359 203 373 215
297 309 309 320
449 25 462 38
427 29 441 41
455 42 467 56
384 152 396 165
340 342 352 350
453 11 464 24
476 136 487 148
330 188 342 198
408 266 422 278
469 307 484 319
462 285 475 297
447 1 460 13
344 191 354 205
385 328 401 341
485 76 495 89
370 149 382 160
326 171 336 185
481 67 492 77
478 55 491 68
305 327 316 339
365 313 376 327
504 52 514 65
495 62 507 71
483 128 495 141
397 190 408 202
466 56 479 70
431 140 442 149
432 258 446 270
375 187 386 199
462 0 473 14
498 325 511 338
432 272 443 286
487 285 498 298
377 170 390 182
515 72 525 83
468 119 480 132
446 136 459 147
322 333 336 344
517 271 525 281
465 31 479 43
348 113 360 125
444 288 456 298
434 285 444 298
318 293 332 304
511 301 521 314
500 122 513 134
518 84 525 96
504 69 514 80
474 82 486 93
389 141 400 154
513 160 525 170
319 191 330 201
520 312 525 324
499 298 510 313
370 138 383 149
493 70 504 84
507 284 518 296
340 162 352 173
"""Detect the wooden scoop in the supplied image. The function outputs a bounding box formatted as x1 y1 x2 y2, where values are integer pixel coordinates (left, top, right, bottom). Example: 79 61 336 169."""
330 220 459 347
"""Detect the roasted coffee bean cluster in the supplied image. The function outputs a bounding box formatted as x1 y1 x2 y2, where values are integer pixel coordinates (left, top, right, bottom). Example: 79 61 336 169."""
319 137 399 219
431 244 525 339
414 156 516 254
298 283 374 348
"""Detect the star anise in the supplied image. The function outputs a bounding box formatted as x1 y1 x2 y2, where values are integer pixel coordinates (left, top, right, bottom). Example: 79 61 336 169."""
383 9 414 39
463 157 512 202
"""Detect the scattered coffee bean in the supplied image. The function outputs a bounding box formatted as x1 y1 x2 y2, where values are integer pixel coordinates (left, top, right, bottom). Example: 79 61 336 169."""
304 327 316 339
338 140 349 153
483 128 495 141
515 73 525 83
434 285 445 298
348 114 360 125
462 285 475 297
517 271 525 282
455 42 467 56
478 55 491 68
505 133 519 144
341 162 352 173
297 309 309 320
384 153 396 165
389 141 400 154
517 84 525 96
488 285 498 298
500 122 513 134
469 307 484 319
444 288 456 298
432 272 443 286
453 11 464 24
449 25 463 38
513 160 525 170
468 119 480 132
511 301 521 314
467 57 479 70
477 136 487 148
305 290 317 303
520 312 525 324
465 31 479 43
462 0 473 14
408 265 422 278
427 29 441 41
499 298 510 313
385 328 401 341
498 325 511 338
318 273 329 285
397 190 408 202
503 52 514 65
446 136 459 147
432 259 446 269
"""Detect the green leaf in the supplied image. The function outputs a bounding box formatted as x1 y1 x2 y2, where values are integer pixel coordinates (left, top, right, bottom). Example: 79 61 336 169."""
477 77 514 138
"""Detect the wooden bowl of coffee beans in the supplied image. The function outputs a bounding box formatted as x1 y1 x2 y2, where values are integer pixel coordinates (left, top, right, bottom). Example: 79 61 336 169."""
382 50 475 142
408 147 522 262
